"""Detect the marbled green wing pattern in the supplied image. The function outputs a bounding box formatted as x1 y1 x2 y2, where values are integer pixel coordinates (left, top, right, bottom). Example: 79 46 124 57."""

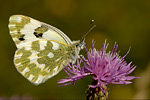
14 39 69 85
8 15 76 85
8 15 72 49
9 15 41 48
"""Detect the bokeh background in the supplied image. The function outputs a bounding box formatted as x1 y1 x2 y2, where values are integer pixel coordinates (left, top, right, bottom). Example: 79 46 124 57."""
0 0 150 99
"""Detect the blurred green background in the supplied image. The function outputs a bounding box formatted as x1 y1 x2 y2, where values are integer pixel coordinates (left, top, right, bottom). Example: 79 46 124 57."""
0 0 150 99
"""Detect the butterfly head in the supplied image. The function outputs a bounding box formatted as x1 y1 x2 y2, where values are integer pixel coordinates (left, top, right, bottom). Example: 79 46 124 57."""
69 24 96 64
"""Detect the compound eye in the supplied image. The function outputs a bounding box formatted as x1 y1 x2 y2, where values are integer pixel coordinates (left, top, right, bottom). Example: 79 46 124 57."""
76 44 79 47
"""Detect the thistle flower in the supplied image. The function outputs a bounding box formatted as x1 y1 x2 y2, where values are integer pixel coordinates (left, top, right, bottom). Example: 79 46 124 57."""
58 41 138 95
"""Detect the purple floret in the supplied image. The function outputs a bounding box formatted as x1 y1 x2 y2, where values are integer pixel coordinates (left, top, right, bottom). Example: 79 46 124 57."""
58 41 139 92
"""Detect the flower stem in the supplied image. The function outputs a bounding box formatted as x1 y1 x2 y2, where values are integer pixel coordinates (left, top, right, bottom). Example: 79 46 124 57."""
86 80 108 100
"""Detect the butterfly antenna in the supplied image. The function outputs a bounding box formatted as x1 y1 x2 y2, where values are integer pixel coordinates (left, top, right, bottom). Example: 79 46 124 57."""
81 23 96 42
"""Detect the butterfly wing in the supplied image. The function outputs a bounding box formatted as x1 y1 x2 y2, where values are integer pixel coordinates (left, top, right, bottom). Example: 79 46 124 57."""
14 39 69 85
8 15 81 84
8 15 72 49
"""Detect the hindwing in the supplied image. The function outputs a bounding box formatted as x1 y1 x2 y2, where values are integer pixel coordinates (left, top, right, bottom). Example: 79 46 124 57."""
14 39 69 85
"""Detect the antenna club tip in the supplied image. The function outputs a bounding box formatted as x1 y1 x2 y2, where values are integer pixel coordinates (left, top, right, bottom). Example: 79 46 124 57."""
90 19 95 25
91 19 94 22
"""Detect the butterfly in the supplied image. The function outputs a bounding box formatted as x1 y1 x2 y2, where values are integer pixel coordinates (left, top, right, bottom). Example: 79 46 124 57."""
8 15 84 85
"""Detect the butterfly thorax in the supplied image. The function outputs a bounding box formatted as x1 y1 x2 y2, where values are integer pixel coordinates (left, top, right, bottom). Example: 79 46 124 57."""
68 40 84 64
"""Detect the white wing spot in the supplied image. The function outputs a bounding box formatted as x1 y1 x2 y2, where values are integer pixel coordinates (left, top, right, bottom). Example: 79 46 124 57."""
19 21 40 41
39 40 47 50
48 52 54 58
28 74 34 81
53 66 58 73
38 64 45 70
35 75 46 84
45 67 51 73
20 29 36 37
20 28 37 40
9 24 16 27
30 19 41 27
35 62 39 66
51 41 59 50
10 30 18 34
42 30 68 44
24 43 32 50
13 38 19 42
22 67 29 75
48 66 59 78
29 51 39 64
15 53 22 59
47 69 50 73
16 62 22 67
55 57 62 62
23 23 38 29
15 16 22 22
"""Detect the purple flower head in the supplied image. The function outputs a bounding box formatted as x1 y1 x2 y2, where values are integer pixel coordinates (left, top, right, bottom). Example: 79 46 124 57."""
58 41 139 92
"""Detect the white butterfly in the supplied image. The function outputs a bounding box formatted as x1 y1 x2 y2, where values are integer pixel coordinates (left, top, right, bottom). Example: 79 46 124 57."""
8 15 84 85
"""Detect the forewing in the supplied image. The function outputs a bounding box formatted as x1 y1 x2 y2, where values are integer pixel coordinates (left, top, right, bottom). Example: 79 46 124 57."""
14 39 69 85
8 15 72 49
